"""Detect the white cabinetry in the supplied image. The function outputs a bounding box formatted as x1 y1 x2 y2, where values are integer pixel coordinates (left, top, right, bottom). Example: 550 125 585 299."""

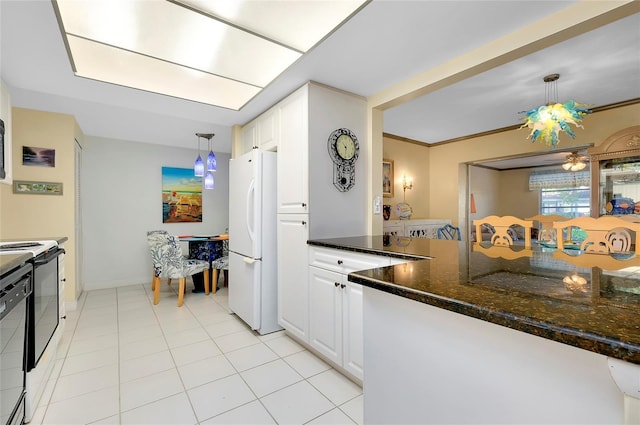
308 246 390 381
277 214 309 342
256 108 279 151
239 99 281 156
277 86 309 214
58 242 66 334
240 120 256 154
383 219 451 239
274 82 367 345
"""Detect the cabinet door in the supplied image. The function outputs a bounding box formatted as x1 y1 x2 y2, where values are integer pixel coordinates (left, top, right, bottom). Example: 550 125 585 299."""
277 214 309 342
257 108 279 151
309 266 342 366
342 280 363 381
277 86 309 214
240 121 256 155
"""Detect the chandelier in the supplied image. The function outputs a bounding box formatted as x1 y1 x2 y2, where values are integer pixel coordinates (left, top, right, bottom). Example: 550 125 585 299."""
561 151 587 172
194 133 216 189
520 74 592 148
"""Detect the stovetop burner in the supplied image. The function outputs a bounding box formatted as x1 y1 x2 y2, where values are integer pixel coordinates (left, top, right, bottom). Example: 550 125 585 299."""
0 240 58 257
0 242 43 250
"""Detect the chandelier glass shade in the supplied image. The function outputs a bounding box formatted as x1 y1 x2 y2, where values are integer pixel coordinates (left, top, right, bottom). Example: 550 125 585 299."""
195 133 216 189
194 134 204 177
520 74 591 148
561 152 587 172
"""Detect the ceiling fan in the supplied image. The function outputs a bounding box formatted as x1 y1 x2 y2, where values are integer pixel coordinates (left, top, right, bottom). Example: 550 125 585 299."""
561 152 589 171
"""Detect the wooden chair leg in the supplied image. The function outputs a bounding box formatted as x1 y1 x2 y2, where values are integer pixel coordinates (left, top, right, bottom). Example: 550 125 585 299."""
178 277 186 307
212 269 219 295
223 269 228 287
153 276 160 305
204 269 210 295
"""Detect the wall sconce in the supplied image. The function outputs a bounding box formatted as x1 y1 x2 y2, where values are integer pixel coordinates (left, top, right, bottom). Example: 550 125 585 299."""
402 175 413 201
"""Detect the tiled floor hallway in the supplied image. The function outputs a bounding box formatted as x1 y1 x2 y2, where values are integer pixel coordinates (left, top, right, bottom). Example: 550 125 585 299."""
31 280 363 424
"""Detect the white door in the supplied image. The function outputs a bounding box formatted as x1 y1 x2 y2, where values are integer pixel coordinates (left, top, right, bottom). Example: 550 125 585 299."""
229 150 262 258
277 85 309 214
276 214 309 342
308 266 342 366
229 252 262 330
342 280 363 381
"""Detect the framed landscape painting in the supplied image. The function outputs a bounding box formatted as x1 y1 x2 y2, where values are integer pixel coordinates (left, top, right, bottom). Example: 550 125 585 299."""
383 159 394 197
162 167 202 223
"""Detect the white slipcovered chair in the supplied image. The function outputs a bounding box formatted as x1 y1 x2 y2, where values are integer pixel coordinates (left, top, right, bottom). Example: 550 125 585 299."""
147 233 209 306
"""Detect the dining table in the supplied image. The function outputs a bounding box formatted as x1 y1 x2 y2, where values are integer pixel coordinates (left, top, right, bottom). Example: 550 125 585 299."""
179 234 229 293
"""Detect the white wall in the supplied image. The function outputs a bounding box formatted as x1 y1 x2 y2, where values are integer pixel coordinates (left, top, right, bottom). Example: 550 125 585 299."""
82 136 230 290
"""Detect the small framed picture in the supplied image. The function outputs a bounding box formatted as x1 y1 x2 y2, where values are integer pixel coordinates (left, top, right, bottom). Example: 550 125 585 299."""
23 146 55 167
13 180 63 195
383 159 394 197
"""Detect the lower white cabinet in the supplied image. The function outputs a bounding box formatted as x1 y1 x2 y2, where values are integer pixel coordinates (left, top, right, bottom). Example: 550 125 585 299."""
308 246 390 381
277 214 309 342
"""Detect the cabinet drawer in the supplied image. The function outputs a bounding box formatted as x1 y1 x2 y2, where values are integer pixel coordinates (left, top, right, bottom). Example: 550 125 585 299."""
309 246 389 274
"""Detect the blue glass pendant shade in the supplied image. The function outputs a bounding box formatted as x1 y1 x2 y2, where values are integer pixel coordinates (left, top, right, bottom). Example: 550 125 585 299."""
207 151 217 171
194 155 204 176
204 171 215 189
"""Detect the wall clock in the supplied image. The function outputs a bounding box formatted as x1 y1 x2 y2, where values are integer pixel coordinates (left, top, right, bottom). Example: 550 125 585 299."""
327 128 359 192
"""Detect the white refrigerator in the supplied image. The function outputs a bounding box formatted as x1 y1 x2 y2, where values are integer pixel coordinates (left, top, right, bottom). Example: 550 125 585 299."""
229 149 281 335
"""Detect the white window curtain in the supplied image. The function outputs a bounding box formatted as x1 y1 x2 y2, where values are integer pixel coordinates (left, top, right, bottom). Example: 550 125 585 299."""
529 170 590 190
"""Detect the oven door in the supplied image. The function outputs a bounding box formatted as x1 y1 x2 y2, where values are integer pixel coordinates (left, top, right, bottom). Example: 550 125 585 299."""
0 263 32 425
28 247 63 371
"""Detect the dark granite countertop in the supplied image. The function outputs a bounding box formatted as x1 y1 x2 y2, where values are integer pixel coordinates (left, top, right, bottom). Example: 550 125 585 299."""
308 235 640 365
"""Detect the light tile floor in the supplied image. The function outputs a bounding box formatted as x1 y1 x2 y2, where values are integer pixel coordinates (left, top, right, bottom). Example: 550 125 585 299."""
30 280 363 425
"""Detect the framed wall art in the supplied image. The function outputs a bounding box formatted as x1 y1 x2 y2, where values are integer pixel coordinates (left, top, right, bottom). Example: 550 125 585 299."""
23 146 56 167
162 166 202 223
13 180 63 195
383 159 394 197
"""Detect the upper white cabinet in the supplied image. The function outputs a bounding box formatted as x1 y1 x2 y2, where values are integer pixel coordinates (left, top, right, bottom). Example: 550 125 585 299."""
278 85 309 214
256 108 280 152
240 120 256 155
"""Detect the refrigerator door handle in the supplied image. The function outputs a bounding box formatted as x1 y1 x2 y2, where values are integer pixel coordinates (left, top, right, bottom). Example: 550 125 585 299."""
246 179 255 243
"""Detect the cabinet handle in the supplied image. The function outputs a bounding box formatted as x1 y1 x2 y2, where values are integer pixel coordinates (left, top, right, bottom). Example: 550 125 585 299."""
341 284 346 289
61 278 66 282
301 221 307 225
334 282 340 287
337 260 343 265
301 203 307 207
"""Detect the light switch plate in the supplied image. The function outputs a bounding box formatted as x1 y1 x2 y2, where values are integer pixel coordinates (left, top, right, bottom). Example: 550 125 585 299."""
374 195 381 214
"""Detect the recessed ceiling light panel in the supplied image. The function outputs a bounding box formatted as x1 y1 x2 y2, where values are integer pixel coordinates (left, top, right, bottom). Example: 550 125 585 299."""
53 0 368 109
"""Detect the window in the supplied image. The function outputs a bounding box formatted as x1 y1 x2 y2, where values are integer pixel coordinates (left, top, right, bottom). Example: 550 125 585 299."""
529 169 590 218
540 186 590 218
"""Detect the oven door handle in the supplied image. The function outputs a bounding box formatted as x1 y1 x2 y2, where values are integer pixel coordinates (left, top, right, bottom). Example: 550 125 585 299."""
34 248 65 266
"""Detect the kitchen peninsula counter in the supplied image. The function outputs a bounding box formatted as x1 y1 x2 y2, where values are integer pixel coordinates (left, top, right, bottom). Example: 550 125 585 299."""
308 235 640 424
308 235 639 363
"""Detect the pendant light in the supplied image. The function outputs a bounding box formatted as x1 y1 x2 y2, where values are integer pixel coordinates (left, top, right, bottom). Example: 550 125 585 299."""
206 133 217 171
193 133 204 177
196 133 216 190
520 73 592 148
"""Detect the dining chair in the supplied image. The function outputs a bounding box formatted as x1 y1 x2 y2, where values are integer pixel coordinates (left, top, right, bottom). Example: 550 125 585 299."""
553 216 640 254
473 215 533 247
148 234 210 306
147 230 170 292
211 235 229 294
437 224 462 240
525 214 568 242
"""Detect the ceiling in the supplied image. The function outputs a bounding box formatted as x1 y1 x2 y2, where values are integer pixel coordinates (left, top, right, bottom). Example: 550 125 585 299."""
1 1 639 156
